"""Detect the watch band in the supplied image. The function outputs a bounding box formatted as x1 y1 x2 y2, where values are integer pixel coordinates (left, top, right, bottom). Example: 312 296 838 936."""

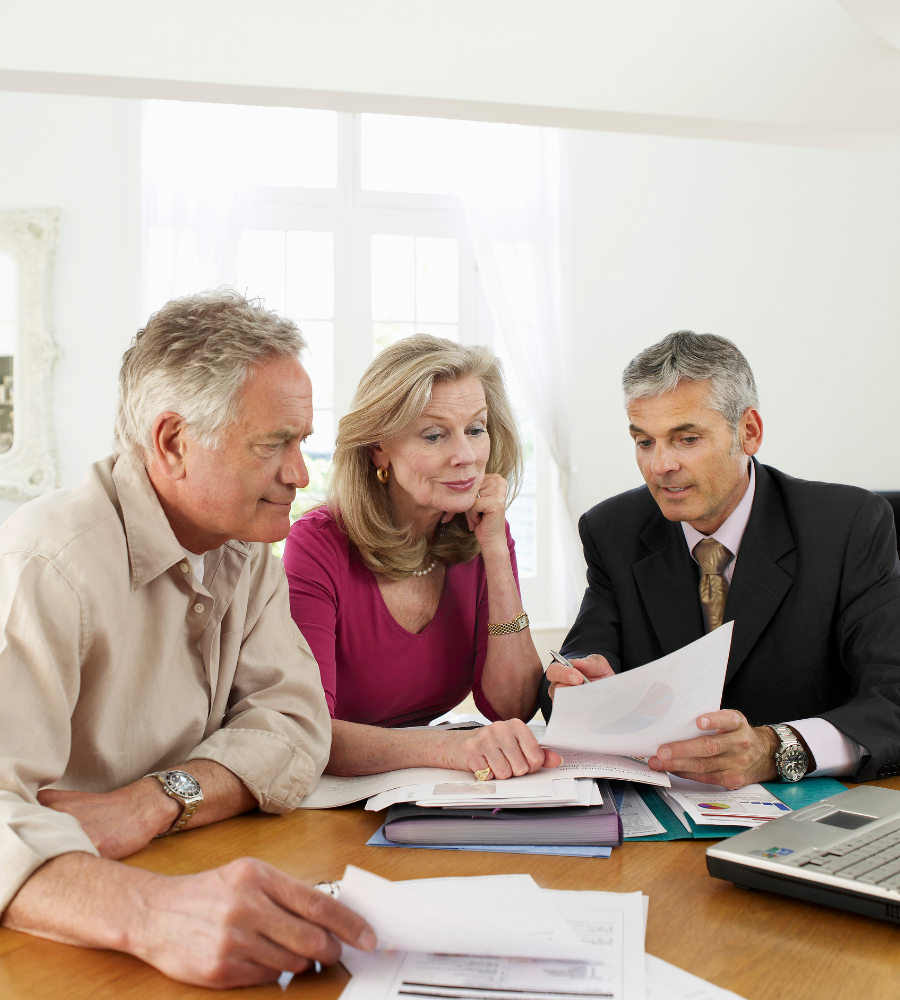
488 612 530 636
148 770 203 836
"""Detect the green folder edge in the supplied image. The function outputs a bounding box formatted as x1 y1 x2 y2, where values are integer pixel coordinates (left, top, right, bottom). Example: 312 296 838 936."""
625 776 848 841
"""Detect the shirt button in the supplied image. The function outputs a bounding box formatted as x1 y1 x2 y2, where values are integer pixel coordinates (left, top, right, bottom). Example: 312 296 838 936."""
179 562 190 573
193 602 205 614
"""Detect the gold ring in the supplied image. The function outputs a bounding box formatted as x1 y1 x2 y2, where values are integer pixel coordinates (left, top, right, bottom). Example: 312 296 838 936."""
474 768 491 781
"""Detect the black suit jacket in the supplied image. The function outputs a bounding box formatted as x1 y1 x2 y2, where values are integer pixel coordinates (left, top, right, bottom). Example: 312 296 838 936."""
540 461 900 781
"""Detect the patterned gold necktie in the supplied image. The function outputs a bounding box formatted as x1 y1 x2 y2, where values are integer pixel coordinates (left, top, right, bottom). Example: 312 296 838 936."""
693 537 733 632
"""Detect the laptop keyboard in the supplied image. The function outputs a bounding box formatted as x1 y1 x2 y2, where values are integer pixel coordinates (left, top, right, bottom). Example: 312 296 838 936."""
781 819 900 889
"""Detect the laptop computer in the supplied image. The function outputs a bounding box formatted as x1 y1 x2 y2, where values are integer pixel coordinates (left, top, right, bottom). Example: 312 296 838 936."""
706 785 900 924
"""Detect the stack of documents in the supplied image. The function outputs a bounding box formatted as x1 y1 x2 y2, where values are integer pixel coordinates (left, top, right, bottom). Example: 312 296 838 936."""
382 781 621 846
309 866 747 1000
366 769 604 811
299 751 670 811
299 626 742 853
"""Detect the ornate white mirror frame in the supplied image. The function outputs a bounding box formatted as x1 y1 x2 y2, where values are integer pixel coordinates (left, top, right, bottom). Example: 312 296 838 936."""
0 208 60 501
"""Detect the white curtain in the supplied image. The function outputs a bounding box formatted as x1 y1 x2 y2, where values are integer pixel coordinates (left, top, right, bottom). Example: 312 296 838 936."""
452 124 585 621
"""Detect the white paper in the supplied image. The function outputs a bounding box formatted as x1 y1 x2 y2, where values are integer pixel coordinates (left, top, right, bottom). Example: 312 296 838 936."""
339 879 646 1000
415 777 588 808
646 954 748 1000
365 774 590 812
298 766 475 808
552 750 672 787
619 784 667 838
337 866 599 962
544 624 733 757
542 888 646 1000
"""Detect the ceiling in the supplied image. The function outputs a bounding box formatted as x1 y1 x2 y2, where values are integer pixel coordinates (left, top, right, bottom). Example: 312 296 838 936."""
2 1 899 148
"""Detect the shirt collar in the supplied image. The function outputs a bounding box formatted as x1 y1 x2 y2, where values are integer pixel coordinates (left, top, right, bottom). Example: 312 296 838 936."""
681 458 756 560
112 452 203 591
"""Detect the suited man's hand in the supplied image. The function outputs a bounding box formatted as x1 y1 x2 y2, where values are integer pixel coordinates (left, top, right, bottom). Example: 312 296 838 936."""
648 710 779 789
546 654 615 699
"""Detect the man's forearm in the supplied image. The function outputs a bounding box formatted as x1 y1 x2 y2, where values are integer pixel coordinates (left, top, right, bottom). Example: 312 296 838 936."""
34 759 260 861
1 852 153 950
179 758 258 830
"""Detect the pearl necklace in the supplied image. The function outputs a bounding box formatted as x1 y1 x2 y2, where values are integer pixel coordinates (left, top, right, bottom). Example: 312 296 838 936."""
411 559 438 577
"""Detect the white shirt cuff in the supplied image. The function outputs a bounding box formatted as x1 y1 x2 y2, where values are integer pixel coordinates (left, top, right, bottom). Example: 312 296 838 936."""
786 717 867 777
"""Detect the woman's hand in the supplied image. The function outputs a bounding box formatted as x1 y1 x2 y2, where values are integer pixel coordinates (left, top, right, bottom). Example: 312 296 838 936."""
453 473 508 552
443 720 562 779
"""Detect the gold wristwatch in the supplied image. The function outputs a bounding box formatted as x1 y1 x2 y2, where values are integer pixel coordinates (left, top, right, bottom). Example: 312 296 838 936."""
488 612 530 636
147 769 204 836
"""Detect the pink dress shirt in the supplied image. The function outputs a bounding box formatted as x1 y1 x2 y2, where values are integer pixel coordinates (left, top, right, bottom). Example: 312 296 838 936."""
682 460 865 776
283 508 515 728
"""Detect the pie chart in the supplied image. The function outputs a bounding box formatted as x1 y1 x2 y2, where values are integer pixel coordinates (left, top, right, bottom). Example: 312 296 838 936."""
587 681 674 735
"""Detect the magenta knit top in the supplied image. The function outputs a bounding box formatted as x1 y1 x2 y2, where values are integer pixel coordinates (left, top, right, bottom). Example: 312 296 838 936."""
283 507 519 728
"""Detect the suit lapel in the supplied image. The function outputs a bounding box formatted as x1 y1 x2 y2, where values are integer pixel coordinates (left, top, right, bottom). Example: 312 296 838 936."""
722 461 795 684
633 514 705 654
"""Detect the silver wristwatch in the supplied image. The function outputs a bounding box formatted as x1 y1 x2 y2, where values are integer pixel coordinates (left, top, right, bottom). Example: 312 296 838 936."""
770 724 809 783
147 769 203 836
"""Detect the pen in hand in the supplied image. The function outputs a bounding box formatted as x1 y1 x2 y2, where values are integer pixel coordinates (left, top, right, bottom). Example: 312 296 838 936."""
549 649 594 684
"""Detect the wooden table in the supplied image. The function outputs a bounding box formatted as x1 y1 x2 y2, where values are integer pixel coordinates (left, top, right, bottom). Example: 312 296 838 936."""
3 778 900 1000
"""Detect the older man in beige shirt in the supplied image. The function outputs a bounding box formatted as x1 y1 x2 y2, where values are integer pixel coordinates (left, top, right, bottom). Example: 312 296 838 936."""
0 292 374 987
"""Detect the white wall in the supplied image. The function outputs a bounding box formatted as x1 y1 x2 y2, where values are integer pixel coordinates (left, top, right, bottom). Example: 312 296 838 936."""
0 91 142 515
565 129 900 521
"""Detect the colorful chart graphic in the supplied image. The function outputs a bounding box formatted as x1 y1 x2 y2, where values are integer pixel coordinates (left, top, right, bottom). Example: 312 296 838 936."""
588 681 674 735
698 802 731 810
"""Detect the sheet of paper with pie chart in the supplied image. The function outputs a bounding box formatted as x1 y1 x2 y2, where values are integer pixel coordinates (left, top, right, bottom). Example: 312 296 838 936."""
543 622 734 758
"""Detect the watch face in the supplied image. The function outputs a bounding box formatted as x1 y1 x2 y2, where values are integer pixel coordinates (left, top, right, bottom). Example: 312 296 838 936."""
164 771 201 798
777 744 808 782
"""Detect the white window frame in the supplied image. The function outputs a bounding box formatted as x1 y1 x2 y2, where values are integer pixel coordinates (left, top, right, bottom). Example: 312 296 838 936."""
223 112 557 622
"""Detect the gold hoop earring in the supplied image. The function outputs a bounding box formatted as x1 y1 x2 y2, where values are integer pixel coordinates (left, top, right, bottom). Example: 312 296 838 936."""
376 466 389 483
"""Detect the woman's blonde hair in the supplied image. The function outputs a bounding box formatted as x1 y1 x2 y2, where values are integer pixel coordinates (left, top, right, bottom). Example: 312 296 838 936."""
329 335 522 579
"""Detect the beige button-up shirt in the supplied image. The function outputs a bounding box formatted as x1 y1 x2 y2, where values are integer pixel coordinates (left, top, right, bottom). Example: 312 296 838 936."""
0 454 330 911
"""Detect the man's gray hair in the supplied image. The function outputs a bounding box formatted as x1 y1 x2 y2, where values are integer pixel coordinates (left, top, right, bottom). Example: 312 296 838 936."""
622 331 758 434
114 290 307 460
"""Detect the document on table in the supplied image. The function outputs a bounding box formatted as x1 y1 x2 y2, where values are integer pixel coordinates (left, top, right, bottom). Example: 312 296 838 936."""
619 783 668 838
339 876 646 1000
338 867 601 962
298 766 475 808
366 774 602 811
663 776 790 827
544 623 733 757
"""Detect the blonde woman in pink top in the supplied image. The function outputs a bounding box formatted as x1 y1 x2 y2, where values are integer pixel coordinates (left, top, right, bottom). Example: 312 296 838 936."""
284 335 561 780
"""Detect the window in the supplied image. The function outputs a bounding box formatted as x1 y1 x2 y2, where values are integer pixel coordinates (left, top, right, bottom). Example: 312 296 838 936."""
144 105 555 615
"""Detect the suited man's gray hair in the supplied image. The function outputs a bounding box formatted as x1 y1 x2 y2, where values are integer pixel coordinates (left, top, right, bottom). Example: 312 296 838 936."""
622 331 758 436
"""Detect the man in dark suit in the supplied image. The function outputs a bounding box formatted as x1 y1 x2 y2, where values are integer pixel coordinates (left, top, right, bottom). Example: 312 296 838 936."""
543 331 900 788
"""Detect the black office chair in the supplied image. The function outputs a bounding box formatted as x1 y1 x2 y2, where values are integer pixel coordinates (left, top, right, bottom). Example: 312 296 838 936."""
875 492 900 558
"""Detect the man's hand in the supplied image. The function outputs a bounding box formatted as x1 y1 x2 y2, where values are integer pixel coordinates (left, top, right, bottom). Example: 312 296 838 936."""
3 853 377 989
38 778 180 859
134 857 376 987
648 710 779 789
546 654 615 700
444 719 562 779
